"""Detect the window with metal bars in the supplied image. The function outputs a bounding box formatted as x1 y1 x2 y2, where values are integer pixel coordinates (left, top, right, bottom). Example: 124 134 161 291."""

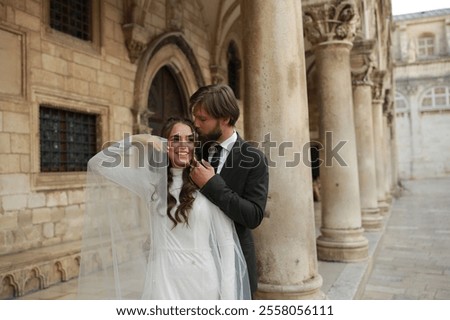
49 0 91 41
39 105 98 172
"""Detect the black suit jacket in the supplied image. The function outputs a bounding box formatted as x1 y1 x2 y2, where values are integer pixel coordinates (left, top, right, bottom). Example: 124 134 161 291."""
199 134 269 293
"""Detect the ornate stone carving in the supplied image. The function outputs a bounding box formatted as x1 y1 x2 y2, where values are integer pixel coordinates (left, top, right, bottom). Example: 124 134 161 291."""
209 64 226 84
303 0 359 45
24 267 46 293
122 24 150 63
394 83 417 96
0 274 20 298
383 89 393 113
0 252 80 298
372 84 383 101
405 84 418 95
371 70 385 101
134 109 154 134
351 39 376 86
122 0 153 63
386 110 394 125
385 89 394 107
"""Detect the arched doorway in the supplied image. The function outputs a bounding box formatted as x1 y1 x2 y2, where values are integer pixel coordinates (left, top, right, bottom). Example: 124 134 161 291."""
147 66 188 135
133 32 204 135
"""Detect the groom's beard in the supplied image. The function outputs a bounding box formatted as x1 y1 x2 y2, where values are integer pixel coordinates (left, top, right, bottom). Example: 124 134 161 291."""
197 123 222 144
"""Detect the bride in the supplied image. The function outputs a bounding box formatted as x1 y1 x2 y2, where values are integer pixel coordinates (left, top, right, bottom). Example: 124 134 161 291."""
77 118 250 300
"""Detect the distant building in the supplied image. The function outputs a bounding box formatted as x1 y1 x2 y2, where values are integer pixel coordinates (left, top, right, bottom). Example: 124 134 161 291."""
393 8 450 179
1 0 395 299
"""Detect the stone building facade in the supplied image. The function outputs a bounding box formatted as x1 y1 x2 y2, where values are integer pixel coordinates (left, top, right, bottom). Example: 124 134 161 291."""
0 0 396 299
393 8 450 180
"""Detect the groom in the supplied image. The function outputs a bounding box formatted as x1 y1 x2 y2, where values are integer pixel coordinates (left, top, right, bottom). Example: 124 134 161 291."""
189 84 269 296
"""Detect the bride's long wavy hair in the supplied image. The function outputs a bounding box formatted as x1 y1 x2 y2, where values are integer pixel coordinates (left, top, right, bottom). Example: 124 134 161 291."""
161 117 198 227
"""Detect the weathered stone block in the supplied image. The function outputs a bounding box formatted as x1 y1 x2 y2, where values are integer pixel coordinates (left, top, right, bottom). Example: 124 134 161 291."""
0 133 11 153
27 193 46 209
68 190 85 205
0 214 18 231
46 191 68 207
42 53 69 75
31 207 52 224
0 27 23 96
10 134 29 154
2 194 27 211
15 10 40 30
3 112 29 134
43 222 54 238
0 155 21 173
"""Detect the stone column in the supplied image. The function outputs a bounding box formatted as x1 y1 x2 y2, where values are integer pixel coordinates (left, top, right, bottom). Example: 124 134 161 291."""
371 72 389 214
383 107 393 204
384 88 396 197
351 40 383 231
242 0 324 299
386 87 400 193
303 0 368 262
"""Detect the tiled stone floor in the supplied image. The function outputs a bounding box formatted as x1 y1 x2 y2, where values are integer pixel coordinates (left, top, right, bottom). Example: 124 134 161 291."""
362 177 450 299
16 177 450 300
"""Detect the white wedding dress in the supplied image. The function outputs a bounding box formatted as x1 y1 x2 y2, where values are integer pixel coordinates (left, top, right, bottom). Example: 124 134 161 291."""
77 136 250 300
142 168 238 299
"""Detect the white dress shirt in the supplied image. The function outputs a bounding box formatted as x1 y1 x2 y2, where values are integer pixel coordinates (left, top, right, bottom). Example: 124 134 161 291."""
208 131 237 174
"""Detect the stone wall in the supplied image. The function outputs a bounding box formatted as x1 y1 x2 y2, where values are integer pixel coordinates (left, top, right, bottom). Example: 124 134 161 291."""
0 0 212 298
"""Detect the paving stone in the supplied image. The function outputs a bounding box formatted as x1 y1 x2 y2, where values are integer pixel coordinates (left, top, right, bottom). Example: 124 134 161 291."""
362 177 450 300
15 177 450 300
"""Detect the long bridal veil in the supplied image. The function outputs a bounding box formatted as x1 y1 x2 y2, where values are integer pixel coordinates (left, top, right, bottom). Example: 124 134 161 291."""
77 135 250 299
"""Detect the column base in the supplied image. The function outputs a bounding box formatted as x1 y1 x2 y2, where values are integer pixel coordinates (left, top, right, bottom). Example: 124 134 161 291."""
317 227 368 262
254 275 325 300
362 207 383 231
385 192 393 204
378 200 390 215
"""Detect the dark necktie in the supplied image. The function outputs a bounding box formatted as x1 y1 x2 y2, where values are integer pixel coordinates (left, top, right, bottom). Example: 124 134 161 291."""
209 144 223 172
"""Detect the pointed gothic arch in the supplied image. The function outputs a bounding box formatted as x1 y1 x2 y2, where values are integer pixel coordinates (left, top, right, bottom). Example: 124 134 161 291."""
133 32 205 133
147 65 188 135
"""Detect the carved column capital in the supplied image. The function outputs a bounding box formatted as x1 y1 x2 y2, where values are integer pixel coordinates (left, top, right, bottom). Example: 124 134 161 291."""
351 39 376 86
122 23 152 63
303 0 359 46
371 70 386 102
122 0 153 63
383 89 394 114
